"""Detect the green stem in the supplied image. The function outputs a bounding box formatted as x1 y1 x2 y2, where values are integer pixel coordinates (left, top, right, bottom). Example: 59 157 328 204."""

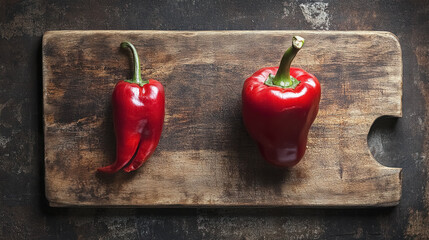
266 36 304 89
120 41 148 87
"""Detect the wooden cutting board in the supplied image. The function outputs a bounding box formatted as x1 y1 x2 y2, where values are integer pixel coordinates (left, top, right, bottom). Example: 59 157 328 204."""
43 31 402 207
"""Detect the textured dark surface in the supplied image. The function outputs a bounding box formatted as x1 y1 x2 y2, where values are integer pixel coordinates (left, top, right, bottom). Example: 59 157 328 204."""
0 0 428 239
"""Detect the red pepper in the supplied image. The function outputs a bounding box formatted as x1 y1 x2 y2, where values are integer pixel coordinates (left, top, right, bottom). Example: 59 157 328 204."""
98 42 165 173
242 36 321 167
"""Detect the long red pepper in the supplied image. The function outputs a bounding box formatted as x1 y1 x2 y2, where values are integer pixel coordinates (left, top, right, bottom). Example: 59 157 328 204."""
97 42 165 173
242 36 321 167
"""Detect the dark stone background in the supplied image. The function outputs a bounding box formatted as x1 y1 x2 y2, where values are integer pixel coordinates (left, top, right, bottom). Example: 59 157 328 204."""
0 0 428 239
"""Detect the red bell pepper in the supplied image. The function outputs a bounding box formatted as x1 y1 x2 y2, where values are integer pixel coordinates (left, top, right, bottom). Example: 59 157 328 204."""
97 42 165 173
242 36 321 167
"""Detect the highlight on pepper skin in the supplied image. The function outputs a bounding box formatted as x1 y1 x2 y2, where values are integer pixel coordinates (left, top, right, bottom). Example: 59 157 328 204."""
241 36 321 167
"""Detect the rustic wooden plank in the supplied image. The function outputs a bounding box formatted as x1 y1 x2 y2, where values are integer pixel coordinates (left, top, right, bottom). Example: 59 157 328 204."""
43 30 402 207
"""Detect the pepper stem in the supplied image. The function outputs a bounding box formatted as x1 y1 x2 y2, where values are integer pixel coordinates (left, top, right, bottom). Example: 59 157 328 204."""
120 41 149 87
265 36 304 89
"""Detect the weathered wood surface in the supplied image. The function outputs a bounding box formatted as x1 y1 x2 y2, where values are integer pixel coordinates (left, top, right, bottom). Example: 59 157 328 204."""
43 30 402 207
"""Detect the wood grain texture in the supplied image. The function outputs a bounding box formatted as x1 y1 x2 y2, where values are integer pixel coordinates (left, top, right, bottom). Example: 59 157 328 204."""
43 30 402 207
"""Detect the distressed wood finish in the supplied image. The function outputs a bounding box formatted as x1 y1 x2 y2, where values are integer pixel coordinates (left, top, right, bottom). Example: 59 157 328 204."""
43 31 402 207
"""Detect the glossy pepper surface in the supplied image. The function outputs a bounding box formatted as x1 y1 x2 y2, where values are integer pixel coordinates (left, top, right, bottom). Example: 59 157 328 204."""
242 36 321 167
98 42 165 173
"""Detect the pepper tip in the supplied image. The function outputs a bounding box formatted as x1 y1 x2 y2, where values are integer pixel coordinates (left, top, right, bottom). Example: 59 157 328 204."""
97 166 119 174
